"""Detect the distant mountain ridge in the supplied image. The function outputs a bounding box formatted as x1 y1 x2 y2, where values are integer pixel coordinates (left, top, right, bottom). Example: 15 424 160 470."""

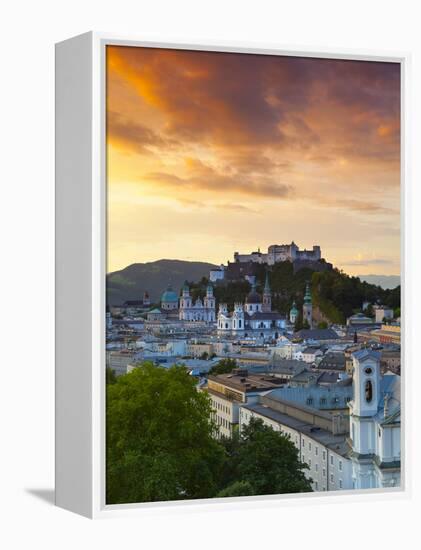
107 259 217 305
357 274 400 290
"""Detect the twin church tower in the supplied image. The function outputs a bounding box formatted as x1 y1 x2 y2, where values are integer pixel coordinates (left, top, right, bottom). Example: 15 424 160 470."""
162 275 313 328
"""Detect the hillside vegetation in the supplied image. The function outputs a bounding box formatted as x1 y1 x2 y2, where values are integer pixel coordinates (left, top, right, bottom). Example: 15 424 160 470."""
107 259 216 304
108 258 400 323
189 261 400 324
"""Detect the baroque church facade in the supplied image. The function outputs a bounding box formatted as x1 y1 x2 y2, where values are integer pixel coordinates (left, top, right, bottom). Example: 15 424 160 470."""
179 282 216 322
217 273 286 338
159 282 216 322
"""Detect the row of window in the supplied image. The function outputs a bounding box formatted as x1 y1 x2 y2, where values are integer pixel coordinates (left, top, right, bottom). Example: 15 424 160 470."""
243 413 346 488
214 400 230 415
302 439 343 470
216 415 230 430
313 479 343 490
306 396 351 406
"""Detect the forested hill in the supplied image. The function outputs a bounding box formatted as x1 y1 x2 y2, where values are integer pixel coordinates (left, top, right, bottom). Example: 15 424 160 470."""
107 258 400 324
107 259 217 305
187 261 400 325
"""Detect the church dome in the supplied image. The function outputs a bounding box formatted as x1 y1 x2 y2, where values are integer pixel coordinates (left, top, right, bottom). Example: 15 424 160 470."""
161 286 178 303
246 289 262 304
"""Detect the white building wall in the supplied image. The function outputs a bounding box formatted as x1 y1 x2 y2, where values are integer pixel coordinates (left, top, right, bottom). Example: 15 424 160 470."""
240 407 352 492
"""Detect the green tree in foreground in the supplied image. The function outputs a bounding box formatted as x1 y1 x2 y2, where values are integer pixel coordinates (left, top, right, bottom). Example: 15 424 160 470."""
221 418 313 495
106 367 117 385
217 480 254 497
106 362 224 504
208 358 237 376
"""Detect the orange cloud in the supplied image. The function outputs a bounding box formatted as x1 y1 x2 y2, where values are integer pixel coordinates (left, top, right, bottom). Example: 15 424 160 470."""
106 45 401 274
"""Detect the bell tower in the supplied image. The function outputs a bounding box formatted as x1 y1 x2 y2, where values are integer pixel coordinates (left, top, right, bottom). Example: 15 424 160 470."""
204 283 215 322
349 349 381 489
262 272 272 313
351 349 380 418
232 303 245 333
303 282 313 328
290 301 298 324
181 281 192 309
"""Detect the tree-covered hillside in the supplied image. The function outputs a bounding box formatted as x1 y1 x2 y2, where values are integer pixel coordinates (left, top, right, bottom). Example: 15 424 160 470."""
189 261 400 324
108 258 400 323
107 259 217 305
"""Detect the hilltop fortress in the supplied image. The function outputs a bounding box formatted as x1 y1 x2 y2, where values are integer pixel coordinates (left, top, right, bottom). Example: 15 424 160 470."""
234 242 321 264
210 242 331 282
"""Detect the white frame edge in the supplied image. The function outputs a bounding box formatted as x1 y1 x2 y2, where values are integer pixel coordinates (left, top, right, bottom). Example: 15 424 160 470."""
55 31 411 519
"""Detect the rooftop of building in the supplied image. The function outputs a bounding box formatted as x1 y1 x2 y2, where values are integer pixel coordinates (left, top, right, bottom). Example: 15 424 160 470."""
352 349 381 362
295 328 340 341
207 369 285 393
318 352 346 370
302 346 323 354
265 383 352 409
241 401 349 455
245 311 286 320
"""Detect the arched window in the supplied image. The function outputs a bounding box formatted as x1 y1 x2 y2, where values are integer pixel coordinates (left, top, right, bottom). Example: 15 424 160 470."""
365 380 373 403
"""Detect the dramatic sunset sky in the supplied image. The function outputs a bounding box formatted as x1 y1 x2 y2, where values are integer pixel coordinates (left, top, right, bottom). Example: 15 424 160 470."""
106 46 400 275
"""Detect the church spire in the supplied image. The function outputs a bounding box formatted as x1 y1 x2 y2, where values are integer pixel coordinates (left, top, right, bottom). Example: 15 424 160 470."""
262 271 272 313
304 281 312 304
303 281 313 328
264 271 270 292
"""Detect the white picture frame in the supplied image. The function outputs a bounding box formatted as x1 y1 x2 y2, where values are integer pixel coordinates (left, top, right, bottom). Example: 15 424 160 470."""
55 31 411 519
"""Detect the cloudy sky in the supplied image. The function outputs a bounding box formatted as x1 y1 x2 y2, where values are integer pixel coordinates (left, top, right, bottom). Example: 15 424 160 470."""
106 46 400 275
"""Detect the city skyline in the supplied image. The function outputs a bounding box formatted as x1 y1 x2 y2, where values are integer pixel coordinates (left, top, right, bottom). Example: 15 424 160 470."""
107 46 400 276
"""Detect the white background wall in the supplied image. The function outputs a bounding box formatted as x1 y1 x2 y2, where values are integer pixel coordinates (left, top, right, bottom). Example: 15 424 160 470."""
1 0 420 548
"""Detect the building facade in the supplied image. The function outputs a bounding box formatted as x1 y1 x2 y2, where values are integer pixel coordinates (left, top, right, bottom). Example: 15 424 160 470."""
217 278 286 338
239 392 353 492
348 349 401 489
179 282 216 322
233 242 321 265
205 368 285 438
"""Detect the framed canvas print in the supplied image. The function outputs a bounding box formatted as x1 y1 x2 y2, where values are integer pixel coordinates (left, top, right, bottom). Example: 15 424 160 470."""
55 32 409 518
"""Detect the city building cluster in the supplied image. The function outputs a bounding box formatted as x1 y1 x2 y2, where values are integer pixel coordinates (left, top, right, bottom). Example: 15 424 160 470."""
106 256 401 494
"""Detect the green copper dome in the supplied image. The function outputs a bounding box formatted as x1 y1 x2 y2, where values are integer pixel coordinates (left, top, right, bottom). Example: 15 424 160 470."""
182 280 190 292
290 301 298 315
161 285 179 303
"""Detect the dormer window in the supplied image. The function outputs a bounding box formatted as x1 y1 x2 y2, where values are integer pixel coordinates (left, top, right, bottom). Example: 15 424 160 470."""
365 380 373 403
